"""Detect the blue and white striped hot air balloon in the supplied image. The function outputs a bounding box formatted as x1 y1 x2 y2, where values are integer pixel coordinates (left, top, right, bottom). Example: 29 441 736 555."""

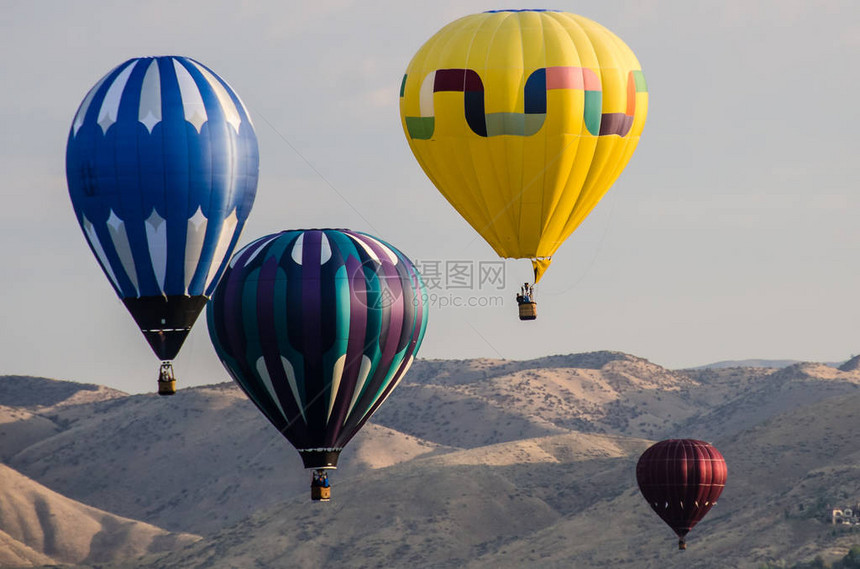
66 55 259 394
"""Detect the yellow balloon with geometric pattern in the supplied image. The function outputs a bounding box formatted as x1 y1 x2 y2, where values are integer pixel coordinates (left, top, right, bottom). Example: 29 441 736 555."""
399 10 648 285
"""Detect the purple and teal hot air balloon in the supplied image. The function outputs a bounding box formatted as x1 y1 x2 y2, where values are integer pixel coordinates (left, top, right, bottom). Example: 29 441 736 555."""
207 229 428 499
66 56 259 394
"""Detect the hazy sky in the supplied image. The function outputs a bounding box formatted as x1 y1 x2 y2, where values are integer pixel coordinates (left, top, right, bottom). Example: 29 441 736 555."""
1 0 858 393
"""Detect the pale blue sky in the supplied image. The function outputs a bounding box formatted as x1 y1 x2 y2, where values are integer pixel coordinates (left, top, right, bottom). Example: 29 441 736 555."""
1 1 858 393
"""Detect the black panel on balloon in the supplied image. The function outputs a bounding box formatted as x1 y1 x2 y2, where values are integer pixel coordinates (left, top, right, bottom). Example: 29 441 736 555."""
299 450 341 469
123 295 209 360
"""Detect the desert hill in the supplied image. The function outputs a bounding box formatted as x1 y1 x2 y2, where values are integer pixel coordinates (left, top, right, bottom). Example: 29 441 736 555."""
0 376 125 459
0 405 61 461
128 387 860 569
678 363 860 439
0 529 54 567
374 352 700 446
0 462 197 567
840 355 860 372
128 431 652 569
6 383 440 535
458 390 860 569
0 376 125 411
2 352 860 568
376 354 860 445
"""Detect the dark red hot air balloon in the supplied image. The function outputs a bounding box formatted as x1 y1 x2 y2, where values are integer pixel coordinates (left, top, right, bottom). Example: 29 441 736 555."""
636 439 727 550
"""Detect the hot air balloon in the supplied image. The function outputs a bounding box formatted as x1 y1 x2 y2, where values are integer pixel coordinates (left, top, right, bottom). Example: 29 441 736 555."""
636 439 727 550
66 56 259 394
399 10 648 320
207 229 428 500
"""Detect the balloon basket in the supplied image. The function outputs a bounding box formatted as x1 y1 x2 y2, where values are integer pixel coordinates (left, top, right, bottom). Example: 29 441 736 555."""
518 301 537 321
311 469 331 501
157 362 176 396
678 539 686 551
311 485 331 501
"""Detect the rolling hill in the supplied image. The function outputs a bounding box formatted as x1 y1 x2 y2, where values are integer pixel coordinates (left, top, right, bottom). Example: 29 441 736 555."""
2 352 860 568
0 462 197 567
6 383 440 535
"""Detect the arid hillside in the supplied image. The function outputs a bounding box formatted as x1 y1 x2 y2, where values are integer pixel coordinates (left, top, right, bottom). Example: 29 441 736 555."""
0 462 197 567
106 389 860 569
1 353 859 568
7 382 440 535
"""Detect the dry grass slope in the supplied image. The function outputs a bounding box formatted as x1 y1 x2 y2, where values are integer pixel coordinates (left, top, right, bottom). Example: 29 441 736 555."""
7 383 441 536
3 353 860 568
0 463 198 567
128 432 650 569
374 353 700 446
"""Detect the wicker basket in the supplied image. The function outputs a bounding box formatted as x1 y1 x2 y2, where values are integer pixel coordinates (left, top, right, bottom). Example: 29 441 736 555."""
518 302 537 321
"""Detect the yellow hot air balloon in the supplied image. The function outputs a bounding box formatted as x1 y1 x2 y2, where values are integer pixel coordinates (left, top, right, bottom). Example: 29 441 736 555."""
399 10 648 319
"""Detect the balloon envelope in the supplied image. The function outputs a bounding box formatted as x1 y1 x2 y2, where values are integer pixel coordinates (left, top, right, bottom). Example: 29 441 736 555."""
66 55 259 360
207 229 428 469
636 439 727 543
399 10 648 282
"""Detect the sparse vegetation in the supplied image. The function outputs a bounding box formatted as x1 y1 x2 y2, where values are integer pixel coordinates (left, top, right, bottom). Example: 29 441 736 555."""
3 355 860 568
760 546 860 568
